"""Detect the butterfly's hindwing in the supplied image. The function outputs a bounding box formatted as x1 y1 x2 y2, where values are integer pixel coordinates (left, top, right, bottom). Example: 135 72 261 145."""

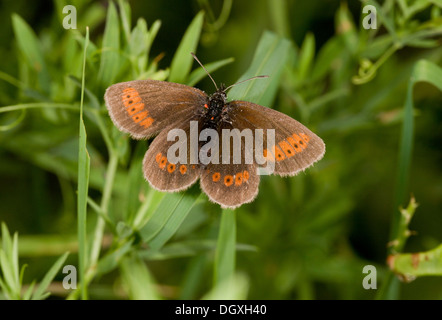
143 117 200 192
199 121 260 209
105 80 207 139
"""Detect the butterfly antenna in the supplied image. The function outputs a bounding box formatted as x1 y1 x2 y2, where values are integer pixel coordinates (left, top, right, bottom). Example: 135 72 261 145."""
191 52 218 91
224 75 269 92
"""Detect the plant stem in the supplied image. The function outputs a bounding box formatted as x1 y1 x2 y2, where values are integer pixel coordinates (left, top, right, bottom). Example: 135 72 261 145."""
89 151 119 267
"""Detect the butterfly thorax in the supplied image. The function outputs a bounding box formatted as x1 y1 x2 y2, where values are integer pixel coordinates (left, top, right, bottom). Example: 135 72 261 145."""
202 85 229 130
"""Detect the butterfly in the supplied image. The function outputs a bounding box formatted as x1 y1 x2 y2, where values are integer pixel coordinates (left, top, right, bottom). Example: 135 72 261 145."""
105 54 325 209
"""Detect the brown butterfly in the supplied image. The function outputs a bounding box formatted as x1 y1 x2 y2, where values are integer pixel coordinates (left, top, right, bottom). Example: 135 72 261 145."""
105 54 325 209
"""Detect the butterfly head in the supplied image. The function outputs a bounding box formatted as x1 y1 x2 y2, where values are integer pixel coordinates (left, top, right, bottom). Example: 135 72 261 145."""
210 84 227 105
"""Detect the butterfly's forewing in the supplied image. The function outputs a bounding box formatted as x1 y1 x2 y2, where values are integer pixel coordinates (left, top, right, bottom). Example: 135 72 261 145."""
105 80 207 139
229 101 325 176
143 117 201 192
199 121 260 209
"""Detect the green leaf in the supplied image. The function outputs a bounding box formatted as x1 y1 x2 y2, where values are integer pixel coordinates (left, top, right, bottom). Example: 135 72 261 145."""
297 32 315 82
228 31 293 107
132 189 166 230
95 240 133 276
31 252 69 300
124 156 145 225
11 14 51 94
97 1 120 87
120 255 160 300
118 0 132 42
0 109 26 132
169 11 204 83
140 239 257 261
335 2 358 55
388 244 442 281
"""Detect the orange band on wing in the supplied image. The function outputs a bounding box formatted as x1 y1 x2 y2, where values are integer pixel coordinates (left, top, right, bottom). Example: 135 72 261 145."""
292 134 307 150
264 132 311 162
273 145 286 162
299 133 310 143
121 87 155 128
278 140 295 158
287 136 302 153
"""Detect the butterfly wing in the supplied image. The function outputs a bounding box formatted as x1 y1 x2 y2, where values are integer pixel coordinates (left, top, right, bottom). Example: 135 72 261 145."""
143 117 201 192
199 120 260 209
229 101 325 176
105 80 207 139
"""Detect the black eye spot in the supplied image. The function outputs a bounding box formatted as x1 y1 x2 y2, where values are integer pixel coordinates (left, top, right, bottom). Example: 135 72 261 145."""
129 100 133 104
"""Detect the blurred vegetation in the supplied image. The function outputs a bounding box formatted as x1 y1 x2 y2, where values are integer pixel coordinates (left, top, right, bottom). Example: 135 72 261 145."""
0 0 441 300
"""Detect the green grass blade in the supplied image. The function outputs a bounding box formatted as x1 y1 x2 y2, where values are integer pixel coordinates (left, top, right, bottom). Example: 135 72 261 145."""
394 59 442 228
31 252 69 300
204 273 248 300
169 11 204 83
380 59 442 299
187 57 235 87
97 1 120 87
228 30 293 107
139 193 200 250
0 224 20 299
138 193 183 242
147 195 202 250
213 209 236 287
22 281 35 300
77 27 91 300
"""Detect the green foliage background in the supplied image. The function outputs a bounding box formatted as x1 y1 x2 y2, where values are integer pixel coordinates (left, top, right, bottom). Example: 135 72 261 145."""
0 0 441 300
